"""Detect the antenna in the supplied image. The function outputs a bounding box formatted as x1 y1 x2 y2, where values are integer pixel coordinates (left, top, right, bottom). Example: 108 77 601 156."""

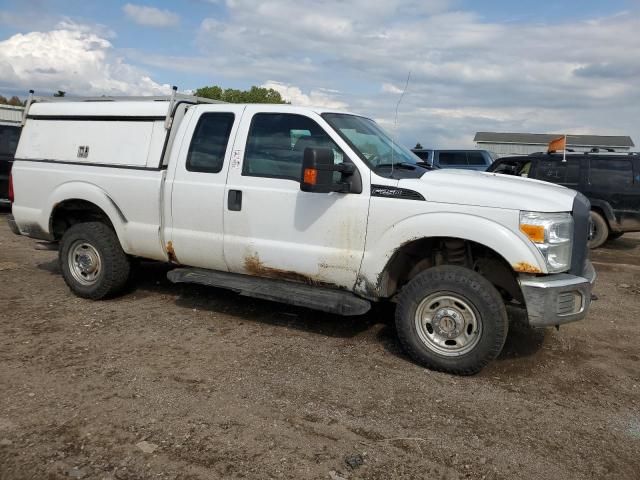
391 71 411 177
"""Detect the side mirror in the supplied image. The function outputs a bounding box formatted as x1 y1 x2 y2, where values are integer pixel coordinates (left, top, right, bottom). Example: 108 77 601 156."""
300 147 355 193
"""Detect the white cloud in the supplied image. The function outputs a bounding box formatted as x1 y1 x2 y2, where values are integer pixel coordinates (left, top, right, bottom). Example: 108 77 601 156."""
123 4 179 28
0 23 171 96
262 81 348 109
191 3 640 147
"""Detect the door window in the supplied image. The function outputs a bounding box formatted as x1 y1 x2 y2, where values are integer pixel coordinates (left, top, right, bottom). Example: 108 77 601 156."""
536 159 581 185
186 113 235 173
438 152 467 166
467 152 487 166
414 151 431 161
589 159 633 186
243 113 344 181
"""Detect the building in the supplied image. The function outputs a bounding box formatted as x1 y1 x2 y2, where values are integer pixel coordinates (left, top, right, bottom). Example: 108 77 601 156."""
0 104 23 126
474 132 635 157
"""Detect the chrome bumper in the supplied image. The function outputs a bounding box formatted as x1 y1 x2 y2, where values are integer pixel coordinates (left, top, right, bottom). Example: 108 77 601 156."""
6 214 20 236
519 261 596 328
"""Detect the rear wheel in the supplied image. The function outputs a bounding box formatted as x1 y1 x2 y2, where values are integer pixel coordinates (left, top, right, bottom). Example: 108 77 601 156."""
59 222 130 299
395 265 508 375
588 211 609 249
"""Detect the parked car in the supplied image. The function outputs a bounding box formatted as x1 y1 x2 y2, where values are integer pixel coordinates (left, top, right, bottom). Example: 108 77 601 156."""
8 92 595 375
488 152 640 248
411 147 496 171
0 123 21 204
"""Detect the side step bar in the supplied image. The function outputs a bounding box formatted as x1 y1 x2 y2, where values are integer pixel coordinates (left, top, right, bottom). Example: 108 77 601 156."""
167 268 371 316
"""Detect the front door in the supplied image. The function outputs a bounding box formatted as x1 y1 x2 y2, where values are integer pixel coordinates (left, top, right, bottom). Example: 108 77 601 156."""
223 106 370 289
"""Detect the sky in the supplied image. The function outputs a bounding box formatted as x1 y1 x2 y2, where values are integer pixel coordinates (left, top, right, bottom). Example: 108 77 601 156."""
0 0 639 148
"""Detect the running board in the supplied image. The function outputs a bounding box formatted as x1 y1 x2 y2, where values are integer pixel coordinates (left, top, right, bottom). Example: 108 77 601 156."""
167 268 371 316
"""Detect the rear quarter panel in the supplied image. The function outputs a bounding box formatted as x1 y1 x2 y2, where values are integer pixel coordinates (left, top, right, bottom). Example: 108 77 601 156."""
11 161 168 260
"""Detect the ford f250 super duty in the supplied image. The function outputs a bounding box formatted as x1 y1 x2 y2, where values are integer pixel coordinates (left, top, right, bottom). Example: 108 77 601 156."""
7 89 596 375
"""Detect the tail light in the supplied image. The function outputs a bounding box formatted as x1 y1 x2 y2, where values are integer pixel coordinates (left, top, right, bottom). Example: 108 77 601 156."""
8 172 14 203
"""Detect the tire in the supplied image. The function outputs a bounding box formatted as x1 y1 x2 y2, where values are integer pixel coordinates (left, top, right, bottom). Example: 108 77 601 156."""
59 222 131 299
588 211 609 249
395 265 508 375
608 231 624 241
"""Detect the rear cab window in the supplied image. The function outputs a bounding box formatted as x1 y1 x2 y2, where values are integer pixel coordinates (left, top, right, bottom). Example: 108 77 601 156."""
186 113 235 174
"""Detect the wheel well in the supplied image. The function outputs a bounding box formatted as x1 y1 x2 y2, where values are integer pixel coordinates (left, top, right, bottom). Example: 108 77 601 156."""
50 199 116 240
380 237 523 303
591 206 611 228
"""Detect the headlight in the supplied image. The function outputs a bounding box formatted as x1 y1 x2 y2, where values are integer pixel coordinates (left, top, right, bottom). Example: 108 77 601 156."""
519 211 573 273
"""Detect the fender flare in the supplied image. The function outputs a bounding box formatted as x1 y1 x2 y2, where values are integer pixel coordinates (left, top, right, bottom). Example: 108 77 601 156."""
588 199 619 229
44 181 130 251
356 212 546 297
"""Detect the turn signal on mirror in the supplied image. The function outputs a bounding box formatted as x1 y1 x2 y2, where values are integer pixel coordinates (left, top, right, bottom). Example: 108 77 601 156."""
303 168 317 185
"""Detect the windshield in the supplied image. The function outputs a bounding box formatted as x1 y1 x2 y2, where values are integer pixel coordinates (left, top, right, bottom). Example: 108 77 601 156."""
322 113 425 175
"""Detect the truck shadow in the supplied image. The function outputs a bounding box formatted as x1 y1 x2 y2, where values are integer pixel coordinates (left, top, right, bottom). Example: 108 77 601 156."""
600 234 640 251
36 259 547 359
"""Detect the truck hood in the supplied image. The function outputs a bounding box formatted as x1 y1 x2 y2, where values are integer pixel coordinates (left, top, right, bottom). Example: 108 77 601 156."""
401 169 577 212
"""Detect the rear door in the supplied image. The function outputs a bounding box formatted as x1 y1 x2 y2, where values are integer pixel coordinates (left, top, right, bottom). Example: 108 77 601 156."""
533 157 582 189
164 105 245 270
584 157 639 230
222 106 371 289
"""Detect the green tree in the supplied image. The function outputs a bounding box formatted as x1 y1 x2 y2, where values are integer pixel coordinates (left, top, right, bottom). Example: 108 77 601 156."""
53 90 66 97
194 85 288 104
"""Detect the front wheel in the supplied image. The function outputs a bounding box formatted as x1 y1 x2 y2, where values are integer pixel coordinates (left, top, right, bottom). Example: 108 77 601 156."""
59 222 131 299
395 265 508 375
588 211 609 249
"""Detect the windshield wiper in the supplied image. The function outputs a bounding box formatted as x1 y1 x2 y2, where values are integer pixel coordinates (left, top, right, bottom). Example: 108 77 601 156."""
416 161 438 170
374 162 417 170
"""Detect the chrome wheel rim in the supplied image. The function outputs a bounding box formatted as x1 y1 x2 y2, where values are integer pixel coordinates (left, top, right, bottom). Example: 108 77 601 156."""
68 241 102 286
414 292 482 356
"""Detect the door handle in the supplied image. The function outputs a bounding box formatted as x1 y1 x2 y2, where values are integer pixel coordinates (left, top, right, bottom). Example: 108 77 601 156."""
228 189 242 211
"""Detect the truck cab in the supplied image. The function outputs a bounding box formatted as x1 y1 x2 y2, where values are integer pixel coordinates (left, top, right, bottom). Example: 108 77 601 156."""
8 93 596 375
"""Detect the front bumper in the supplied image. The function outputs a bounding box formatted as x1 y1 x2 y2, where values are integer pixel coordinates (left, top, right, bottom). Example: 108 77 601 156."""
6 214 20 236
519 260 596 328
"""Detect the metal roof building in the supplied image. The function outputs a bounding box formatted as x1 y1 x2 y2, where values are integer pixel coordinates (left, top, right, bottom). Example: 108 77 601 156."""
0 104 23 126
474 132 635 156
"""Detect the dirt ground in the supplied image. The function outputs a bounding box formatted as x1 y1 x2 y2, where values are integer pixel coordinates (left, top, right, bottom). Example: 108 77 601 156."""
0 209 638 480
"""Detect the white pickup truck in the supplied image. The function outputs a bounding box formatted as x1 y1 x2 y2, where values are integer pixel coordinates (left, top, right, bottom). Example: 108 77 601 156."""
8 90 596 375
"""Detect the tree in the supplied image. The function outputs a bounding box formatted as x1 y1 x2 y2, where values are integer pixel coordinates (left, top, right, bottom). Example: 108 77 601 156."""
7 96 23 106
194 85 288 104
0 95 25 106
53 90 66 97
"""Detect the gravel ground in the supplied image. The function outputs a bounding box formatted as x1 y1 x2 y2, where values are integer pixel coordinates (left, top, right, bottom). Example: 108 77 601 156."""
0 210 639 480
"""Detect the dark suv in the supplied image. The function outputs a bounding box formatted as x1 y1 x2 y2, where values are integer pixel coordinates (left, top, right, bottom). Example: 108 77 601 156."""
0 124 21 204
488 152 640 248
